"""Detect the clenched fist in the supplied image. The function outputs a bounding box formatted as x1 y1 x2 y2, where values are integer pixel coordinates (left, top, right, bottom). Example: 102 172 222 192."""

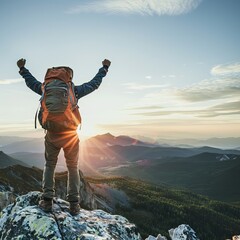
17 58 26 69
102 59 111 67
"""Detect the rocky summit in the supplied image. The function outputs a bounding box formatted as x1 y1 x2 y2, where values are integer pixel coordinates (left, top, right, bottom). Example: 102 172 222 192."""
0 191 141 240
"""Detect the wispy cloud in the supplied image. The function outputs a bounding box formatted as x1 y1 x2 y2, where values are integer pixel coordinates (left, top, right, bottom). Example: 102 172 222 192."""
175 63 240 102
67 0 202 16
211 62 240 76
132 101 240 118
124 62 240 120
176 77 240 102
0 78 23 85
123 82 169 90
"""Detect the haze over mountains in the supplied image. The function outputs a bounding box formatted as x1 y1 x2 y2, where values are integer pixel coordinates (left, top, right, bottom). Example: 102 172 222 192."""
149 137 240 149
1 133 239 172
0 151 30 168
132 135 240 149
1 133 239 152
0 136 33 147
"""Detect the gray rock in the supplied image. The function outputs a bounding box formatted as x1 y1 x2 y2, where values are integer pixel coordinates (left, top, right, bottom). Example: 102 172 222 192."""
0 191 141 240
169 224 199 240
145 234 167 240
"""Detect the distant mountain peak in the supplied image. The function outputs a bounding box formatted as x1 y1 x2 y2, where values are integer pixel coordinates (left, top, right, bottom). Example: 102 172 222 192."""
97 132 115 138
85 133 157 148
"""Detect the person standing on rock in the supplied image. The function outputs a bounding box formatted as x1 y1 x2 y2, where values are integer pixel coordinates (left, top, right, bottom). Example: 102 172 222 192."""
17 58 111 215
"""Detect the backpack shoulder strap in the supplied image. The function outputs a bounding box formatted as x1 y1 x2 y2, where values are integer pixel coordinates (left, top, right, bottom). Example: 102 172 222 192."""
68 82 78 108
34 103 41 129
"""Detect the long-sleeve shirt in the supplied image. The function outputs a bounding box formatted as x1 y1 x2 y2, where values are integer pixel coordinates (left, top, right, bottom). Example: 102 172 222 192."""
19 66 108 99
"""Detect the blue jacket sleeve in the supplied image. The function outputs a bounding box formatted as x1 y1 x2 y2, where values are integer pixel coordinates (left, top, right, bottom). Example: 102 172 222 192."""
75 67 107 99
19 67 42 96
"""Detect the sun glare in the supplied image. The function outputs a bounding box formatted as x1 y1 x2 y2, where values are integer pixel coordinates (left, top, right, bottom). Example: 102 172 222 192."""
78 134 125 177
79 123 99 138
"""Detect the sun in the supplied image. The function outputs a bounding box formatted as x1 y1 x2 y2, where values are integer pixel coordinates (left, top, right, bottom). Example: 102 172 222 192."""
79 124 98 138
77 102 114 138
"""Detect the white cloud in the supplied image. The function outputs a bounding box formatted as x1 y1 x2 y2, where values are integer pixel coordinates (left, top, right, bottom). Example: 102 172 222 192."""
0 78 23 85
67 0 202 16
211 62 240 76
123 82 169 90
145 76 152 79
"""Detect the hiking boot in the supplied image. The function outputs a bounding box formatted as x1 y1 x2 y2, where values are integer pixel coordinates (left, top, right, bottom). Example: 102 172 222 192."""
39 199 53 212
69 202 81 216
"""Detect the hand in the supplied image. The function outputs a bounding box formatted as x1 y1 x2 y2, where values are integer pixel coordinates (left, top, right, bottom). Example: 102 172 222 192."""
17 58 26 69
102 59 111 67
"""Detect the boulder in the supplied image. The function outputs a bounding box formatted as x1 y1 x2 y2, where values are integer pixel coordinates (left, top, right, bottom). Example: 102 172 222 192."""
169 224 199 240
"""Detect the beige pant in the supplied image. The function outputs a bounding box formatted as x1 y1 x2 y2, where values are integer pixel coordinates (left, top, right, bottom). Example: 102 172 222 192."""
42 131 80 202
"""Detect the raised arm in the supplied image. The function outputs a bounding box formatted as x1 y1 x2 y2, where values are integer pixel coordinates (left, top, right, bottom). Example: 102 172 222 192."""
75 59 111 99
17 58 42 96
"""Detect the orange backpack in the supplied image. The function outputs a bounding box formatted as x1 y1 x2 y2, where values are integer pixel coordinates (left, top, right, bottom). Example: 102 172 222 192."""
37 66 81 132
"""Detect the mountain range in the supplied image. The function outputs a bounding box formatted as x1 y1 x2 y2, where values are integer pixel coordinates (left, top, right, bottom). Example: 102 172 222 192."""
1 133 239 154
0 133 240 203
104 152 240 202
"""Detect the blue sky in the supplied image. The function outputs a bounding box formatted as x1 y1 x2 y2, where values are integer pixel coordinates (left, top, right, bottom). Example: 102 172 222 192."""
0 0 240 139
